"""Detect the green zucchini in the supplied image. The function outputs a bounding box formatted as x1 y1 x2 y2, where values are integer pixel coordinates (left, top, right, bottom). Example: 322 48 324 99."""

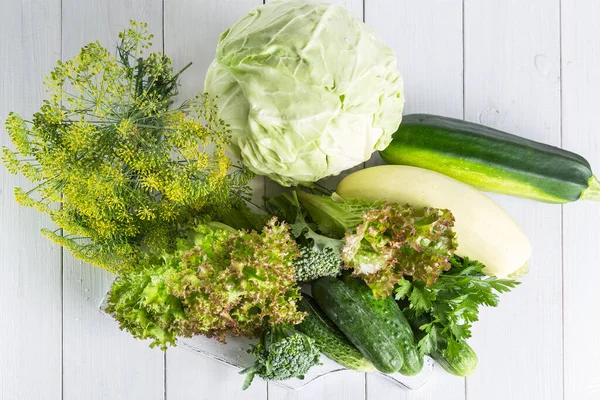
341 276 423 376
380 114 600 204
296 294 376 372
311 277 403 374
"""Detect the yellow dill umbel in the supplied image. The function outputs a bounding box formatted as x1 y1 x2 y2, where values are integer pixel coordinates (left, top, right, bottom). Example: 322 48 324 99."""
2 21 254 273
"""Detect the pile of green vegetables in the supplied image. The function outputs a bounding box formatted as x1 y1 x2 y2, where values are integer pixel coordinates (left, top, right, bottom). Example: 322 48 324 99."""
4 0 600 391
263 191 519 379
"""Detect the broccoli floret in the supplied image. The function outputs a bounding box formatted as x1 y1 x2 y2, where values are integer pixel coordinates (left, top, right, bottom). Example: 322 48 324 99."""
240 324 321 389
294 246 343 282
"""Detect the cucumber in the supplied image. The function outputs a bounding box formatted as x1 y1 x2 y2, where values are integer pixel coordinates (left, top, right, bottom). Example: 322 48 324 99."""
296 294 376 372
408 314 478 377
430 342 478 377
380 114 600 204
341 276 423 376
336 165 531 277
311 277 403 373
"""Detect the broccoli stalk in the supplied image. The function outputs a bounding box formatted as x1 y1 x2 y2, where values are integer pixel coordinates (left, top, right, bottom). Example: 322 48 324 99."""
240 324 321 389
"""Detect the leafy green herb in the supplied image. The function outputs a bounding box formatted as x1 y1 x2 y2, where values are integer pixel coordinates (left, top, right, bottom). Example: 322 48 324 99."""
2 21 253 273
395 256 519 358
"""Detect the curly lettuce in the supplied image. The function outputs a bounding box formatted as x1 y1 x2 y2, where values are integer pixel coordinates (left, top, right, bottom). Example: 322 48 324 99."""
343 205 457 298
294 191 457 298
106 218 304 348
106 265 184 349
170 218 303 341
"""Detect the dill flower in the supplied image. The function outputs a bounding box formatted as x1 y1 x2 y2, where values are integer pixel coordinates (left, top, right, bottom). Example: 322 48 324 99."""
2 21 253 272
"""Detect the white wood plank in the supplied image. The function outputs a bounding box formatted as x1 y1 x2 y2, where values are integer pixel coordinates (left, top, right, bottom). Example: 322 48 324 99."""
561 2 600 399
262 1 367 399
163 1 269 398
61 2 165 399
463 1 563 400
166 347 267 400
63 260 165 400
367 0 464 118
364 1 465 399
0 1 62 399
269 370 366 400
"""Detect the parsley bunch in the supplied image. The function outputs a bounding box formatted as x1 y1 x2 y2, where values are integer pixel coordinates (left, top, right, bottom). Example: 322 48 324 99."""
2 21 253 272
395 256 519 358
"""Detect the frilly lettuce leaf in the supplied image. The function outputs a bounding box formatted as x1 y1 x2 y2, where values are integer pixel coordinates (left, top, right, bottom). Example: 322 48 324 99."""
107 218 304 347
343 204 457 298
266 191 344 252
289 191 457 298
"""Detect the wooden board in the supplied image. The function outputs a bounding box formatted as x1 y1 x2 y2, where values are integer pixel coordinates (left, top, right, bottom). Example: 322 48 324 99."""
463 1 563 399
0 2 62 399
60 2 165 399
561 2 600 399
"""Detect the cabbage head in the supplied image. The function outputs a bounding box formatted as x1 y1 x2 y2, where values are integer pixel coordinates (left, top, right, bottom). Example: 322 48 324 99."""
205 0 404 186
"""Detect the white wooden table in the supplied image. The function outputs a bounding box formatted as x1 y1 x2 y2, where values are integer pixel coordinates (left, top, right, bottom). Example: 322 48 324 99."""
2 0 600 399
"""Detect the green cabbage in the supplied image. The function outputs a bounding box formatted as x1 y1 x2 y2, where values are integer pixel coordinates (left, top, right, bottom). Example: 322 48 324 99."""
205 0 404 186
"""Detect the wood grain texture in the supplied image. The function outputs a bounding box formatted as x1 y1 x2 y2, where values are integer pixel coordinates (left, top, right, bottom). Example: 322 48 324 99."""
163 1 269 398
364 2 465 399
464 1 563 399
61 2 165 399
0 1 62 399
561 2 600 399
367 0 464 118
166 347 267 400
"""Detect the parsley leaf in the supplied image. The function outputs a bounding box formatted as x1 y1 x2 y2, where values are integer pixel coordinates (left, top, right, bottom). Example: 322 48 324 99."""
396 255 520 356
408 281 435 314
394 278 412 300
